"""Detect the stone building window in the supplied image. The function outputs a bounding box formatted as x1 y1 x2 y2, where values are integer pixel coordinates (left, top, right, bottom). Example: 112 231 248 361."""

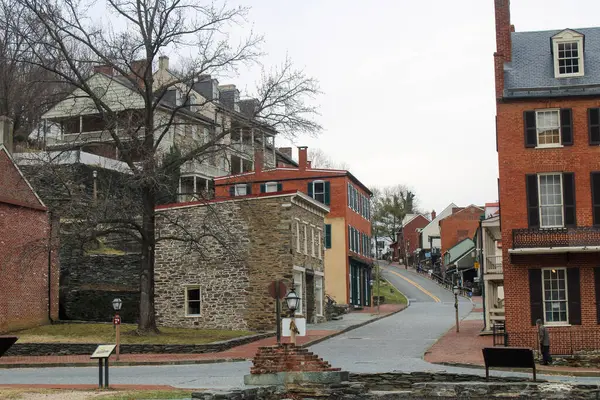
317 229 322 259
295 220 301 253
311 227 316 257
303 223 308 255
185 286 201 316
315 275 324 316
293 271 304 315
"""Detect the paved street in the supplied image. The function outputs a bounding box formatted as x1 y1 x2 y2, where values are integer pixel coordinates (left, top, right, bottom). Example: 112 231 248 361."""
2 264 598 389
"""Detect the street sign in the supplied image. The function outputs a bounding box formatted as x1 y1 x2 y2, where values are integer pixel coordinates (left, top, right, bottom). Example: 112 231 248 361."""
267 280 288 299
91 344 116 359
282 318 306 337
474 262 480 270
113 315 121 325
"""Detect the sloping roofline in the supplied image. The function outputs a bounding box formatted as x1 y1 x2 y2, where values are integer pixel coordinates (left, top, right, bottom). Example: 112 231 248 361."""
0 145 47 211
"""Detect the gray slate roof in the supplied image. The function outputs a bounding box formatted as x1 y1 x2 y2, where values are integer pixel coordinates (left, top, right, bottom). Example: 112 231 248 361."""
505 27 600 98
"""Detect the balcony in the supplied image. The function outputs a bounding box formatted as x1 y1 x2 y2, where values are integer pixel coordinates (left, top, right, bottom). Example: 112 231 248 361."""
485 255 503 275
180 160 228 177
512 226 600 249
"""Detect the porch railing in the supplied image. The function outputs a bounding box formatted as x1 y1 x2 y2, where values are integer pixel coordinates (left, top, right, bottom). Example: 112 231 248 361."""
485 255 503 274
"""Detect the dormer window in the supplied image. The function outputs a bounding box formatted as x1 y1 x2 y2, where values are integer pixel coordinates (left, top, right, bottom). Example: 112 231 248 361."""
552 29 584 78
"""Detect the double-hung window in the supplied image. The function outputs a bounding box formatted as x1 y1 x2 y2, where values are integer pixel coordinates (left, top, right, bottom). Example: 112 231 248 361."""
315 276 324 316
185 286 201 316
536 110 561 147
311 227 316 257
313 181 325 203
265 182 278 193
295 220 301 253
542 268 568 324
303 223 308 255
538 174 563 228
293 271 304 315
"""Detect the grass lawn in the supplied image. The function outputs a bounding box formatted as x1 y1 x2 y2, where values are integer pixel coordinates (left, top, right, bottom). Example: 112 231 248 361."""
373 279 408 305
12 323 254 345
0 388 192 399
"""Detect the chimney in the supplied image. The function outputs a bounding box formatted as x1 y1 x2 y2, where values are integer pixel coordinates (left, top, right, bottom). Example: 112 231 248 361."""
130 59 147 87
431 209 436 220
93 64 114 76
494 0 512 99
0 116 14 154
298 146 308 171
307 160 312 169
218 84 240 111
158 56 169 71
254 149 264 175
278 147 292 158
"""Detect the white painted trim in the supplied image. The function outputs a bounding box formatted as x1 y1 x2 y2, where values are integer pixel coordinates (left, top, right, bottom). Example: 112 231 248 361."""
183 285 202 317
293 265 306 272
552 32 585 78
537 172 564 229
314 271 325 276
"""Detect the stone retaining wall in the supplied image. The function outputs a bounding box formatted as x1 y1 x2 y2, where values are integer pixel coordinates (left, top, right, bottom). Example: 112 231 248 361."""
5 332 272 356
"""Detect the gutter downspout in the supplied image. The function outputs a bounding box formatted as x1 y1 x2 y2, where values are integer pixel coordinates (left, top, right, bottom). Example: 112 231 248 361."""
479 215 486 331
47 211 54 323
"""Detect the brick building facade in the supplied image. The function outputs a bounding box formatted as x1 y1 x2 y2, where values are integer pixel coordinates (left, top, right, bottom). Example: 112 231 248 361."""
495 0 600 353
213 146 373 307
391 214 429 264
439 205 484 257
154 191 328 331
0 145 58 333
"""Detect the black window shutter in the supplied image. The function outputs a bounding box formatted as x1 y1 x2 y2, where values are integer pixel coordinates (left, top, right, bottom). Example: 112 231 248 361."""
589 108 600 145
592 172 600 226
229 186 235 196
529 269 543 326
595 268 600 324
246 183 252 195
560 109 573 145
567 268 582 325
562 172 576 227
524 111 537 148
260 183 266 193
325 224 331 249
277 182 283 192
526 174 540 228
307 182 313 198
324 181 331 206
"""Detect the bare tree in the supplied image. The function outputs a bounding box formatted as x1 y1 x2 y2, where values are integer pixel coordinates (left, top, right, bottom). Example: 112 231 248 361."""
308 147 349 170
12 0 321 333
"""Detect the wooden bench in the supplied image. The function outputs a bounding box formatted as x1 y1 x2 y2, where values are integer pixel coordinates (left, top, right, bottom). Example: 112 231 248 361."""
482 347 536 381
0 336 18 358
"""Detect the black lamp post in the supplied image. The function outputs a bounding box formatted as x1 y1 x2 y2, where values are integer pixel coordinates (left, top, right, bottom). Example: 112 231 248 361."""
284 288 301 345
112 298 122 360
453 286 459 333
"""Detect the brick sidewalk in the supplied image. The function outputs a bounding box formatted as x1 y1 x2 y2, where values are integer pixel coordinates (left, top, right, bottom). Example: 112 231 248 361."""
0 304 405 368
424 318 600 377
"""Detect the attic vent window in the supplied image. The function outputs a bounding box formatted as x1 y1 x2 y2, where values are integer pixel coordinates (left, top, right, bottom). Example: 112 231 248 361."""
552 30 584 78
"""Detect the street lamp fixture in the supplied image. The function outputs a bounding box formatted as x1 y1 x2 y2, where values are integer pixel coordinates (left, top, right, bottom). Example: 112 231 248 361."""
112 298 123 311
284 287 300 314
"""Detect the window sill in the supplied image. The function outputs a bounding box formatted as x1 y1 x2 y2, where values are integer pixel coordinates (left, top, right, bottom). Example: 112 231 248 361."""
185 314 201 318
545 323 571 327
535 144 564 149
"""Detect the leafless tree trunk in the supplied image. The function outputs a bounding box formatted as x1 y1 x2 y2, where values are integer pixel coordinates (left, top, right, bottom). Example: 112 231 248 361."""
11 0 321 333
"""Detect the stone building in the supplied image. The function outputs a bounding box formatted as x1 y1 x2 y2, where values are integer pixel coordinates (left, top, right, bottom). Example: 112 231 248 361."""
154 190 329 331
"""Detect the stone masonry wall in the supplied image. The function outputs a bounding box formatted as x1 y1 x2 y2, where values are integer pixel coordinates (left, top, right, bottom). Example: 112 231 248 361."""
155 194 327 331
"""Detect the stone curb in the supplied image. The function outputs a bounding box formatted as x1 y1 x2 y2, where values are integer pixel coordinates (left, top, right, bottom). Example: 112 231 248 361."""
430 361 600 378
299 303 409 349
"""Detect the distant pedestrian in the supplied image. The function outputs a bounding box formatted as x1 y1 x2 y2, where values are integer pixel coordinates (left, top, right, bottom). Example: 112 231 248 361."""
536 319 552 365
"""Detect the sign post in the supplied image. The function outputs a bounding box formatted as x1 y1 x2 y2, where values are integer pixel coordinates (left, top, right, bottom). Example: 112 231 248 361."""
268 280 287 345
91 344 116 389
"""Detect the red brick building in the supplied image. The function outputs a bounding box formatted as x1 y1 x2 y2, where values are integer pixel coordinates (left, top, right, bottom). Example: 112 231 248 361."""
214 146 373 307
439 205 484 257
495 0 600 353
390 214 429 264
0 145 58 333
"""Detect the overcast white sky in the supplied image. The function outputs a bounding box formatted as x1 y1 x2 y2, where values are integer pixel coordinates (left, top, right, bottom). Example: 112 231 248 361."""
215 0 600 214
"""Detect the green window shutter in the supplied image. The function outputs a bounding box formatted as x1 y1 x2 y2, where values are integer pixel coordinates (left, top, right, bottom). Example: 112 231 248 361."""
277 182 283 191
246 183 252 195
325 224 332 249
308 182 313 198
229 186 235 196
260 183 266 193
324 181 331 206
